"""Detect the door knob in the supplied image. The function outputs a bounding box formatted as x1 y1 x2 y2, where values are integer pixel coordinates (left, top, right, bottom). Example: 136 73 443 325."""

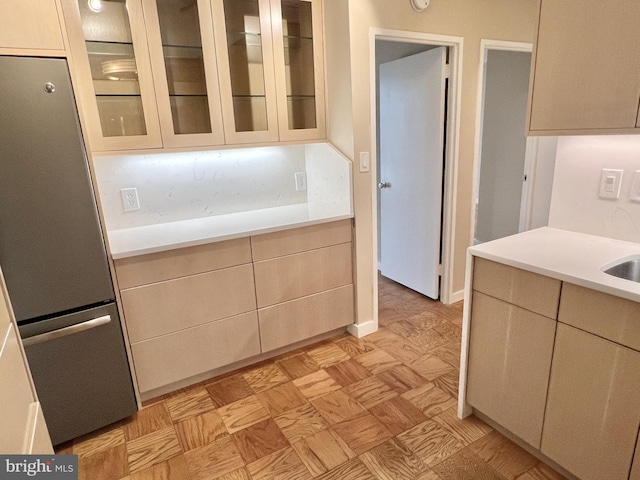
378 182 390 189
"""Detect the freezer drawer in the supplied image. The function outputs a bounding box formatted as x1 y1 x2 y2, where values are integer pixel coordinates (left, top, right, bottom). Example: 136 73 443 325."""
19 303 136 445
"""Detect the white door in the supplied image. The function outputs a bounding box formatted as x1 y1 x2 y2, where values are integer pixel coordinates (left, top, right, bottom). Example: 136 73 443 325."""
379 47 447 299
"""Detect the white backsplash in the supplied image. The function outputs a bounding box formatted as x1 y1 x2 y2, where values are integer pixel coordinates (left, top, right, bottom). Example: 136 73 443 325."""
94 145 307 230
549 135 640 243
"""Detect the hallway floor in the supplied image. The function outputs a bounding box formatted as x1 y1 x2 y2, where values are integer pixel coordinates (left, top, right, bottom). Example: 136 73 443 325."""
58 276 566 480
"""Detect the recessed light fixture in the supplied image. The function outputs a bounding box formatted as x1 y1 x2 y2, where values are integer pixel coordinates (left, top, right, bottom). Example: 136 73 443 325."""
88 0 103 13
410 0 430 12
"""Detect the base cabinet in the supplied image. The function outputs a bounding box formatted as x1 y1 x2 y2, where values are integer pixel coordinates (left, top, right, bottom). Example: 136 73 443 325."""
541 323 640 480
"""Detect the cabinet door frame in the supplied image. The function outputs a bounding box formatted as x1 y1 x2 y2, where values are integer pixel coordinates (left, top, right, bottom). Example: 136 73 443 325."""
210 0 280 144
142 0 225 148
60 0 163 152
270 0 326 141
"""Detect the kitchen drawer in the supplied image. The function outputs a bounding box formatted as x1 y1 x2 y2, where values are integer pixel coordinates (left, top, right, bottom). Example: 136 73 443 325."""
472 257 561 319
466 291 556 448
121 264 256 342
114 238 252 289
131 311 261 393
0 324 36 453
251 220 352 261
559 282 640 351
253 243 353 308
258 285 354 353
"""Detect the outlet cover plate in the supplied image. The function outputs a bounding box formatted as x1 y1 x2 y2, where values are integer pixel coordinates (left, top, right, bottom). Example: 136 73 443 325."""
599 169 623 199
120 187 140 211
630 170 640 203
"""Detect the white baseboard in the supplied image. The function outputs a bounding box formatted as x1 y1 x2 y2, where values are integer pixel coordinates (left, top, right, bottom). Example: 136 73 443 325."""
347 320 378 338
447 289 465 304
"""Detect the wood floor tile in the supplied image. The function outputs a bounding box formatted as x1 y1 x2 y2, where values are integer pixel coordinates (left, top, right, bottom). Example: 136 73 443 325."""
126 427 181 474
325 359 372 386
307 343 351 368
257 381 307 417
409 354 456 381
331 414 393 455
518 462 567 480
174 409 227 452
274 403 329 444
378 307 409 327
214 468 251 480
206 374 254 408
432 447 507 480
124 454 191 480
387 320 448 351
406 310 448 330
243 364 290 394
354 349 402 375
183 435 245 480
368 396 427 436
397 419 464 466
469 430 538 480
166 388 216 422
402 382 457 418
232 418 290 464
343 376 398 409
432 370 459 398
217 395 270 434
246 446 313 480
123 402 173 441
334 336 377 358
367 329 426 364
277 353 321 380
431 341 462 369
293 370 341 400
73 426 125 459
359 438 430 480
310 389 367 425
78 443 128 480
291 428 355 477
314 458 376 480
432 408 492 446
376 364 427 394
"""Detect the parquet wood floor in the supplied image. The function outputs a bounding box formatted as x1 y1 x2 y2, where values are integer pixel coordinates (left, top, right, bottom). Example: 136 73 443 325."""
57 275 567 480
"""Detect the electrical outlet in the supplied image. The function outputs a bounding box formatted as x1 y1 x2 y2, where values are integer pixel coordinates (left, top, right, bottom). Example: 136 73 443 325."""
120 187 140 212
630 171 640 203
295 171 307 191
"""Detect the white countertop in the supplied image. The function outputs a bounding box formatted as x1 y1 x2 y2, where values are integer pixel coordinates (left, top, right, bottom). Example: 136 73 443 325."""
107 202 353 259
468 227 640 302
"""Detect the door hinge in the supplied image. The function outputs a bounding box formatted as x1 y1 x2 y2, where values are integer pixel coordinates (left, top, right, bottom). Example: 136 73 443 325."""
444 64 451 79
437 264 444 276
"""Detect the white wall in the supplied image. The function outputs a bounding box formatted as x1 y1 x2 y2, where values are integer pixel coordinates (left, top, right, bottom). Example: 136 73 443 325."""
549 135 640 243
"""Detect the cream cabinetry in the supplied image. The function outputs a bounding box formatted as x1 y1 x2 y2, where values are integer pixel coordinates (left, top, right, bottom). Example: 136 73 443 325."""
60 0 325 152
466 259 560 448
631 436 640 480
115 220 353 395
0 270 52 454
541 323 640 480
253 219 353 352
528 0 640 134
0 0 64 53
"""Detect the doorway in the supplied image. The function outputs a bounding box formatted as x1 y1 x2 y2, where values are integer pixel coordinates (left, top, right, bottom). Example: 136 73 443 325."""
371 30 463 314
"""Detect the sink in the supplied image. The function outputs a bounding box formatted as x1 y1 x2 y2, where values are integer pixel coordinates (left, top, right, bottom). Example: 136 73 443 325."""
603 258 640 283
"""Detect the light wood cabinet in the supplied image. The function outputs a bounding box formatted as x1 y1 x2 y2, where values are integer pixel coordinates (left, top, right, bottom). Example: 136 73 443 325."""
61 0 325 151
631 435 640 480
466 260 559 448
528 0 640 134
0 0 64 53
541 323 640 480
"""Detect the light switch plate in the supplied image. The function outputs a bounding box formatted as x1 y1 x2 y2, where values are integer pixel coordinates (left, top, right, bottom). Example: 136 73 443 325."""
294 171 307 191
630 170 640 203
599 169 623 199
359 152 370 173
120 187 140 211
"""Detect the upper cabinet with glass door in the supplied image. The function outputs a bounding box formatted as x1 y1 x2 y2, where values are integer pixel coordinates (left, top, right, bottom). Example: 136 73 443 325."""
60 0 162 151
271 0 325 141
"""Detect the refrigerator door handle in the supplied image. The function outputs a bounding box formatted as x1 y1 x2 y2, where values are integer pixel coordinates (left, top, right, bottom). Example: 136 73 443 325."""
22 315 111 347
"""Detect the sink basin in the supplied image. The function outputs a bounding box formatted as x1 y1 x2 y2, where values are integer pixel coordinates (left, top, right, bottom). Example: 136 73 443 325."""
604 259 640 283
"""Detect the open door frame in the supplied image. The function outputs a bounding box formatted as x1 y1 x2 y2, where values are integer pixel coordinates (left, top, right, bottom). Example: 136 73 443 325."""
370 28 464 322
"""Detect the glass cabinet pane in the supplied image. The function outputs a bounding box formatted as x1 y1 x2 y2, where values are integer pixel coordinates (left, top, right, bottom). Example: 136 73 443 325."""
156 0 211 135
78 0 147 137
280 0 316 130
223 0 268 132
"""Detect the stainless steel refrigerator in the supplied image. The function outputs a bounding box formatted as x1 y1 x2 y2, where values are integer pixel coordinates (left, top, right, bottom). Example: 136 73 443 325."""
0 56 137 445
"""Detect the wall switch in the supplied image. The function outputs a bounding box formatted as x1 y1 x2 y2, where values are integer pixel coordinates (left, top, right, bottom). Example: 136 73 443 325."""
359 152 370 173
120 187 140 211
295 171 307 191
599 169 623 199
630 170 640 203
